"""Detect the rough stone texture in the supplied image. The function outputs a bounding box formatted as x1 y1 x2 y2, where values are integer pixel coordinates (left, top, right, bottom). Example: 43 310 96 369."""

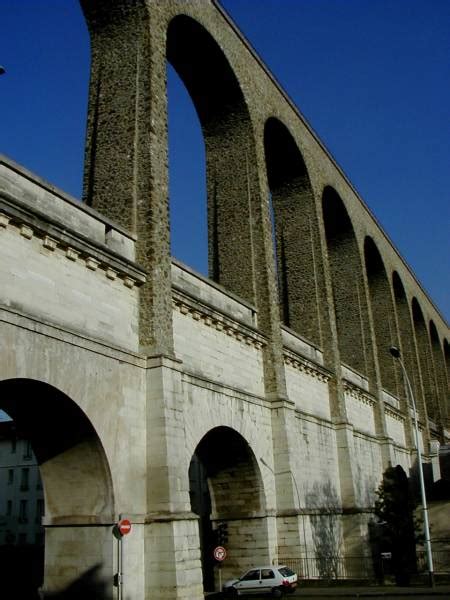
0 1 449 598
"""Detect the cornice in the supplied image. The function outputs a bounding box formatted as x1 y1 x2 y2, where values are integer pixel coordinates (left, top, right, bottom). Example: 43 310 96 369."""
0 209 145 289
172 291 266 351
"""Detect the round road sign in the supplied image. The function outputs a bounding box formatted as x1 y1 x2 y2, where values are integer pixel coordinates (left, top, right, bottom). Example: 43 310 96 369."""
213 546 227 561
118 518 132 536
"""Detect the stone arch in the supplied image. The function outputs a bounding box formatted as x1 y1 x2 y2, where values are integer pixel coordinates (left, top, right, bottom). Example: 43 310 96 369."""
445 339 450 386
263 117 323 345
429 321 448 429
322 187 370 377
167 15 259 304
0 378 114 592
189 426 269 588
412 299 437 425
364 237 399 395
392 272 424 420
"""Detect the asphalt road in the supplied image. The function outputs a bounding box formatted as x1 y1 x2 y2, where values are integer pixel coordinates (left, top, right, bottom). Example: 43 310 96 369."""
209 587 450 600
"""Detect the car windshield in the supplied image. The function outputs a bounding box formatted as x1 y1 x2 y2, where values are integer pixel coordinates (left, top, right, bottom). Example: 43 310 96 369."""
278 567 295 577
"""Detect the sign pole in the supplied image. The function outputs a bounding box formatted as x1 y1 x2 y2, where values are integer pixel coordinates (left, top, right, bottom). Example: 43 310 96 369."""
213 545 227 593
114 519 132 600
117 535 122 600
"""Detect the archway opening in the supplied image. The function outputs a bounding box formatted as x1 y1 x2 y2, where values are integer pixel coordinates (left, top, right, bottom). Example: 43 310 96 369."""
392 272 423 420
0 409 45 596
364 237 399 395
263 118 322 344
429 320 446 431
322 188 369 377
167 63 207 274
0 379 114 594
167 16 258 304
445 339 450 387
412 299 436 425
189 426 266 591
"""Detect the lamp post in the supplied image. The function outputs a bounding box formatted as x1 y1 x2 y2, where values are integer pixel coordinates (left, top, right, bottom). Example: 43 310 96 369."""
389 346 434 586
260 457 309 577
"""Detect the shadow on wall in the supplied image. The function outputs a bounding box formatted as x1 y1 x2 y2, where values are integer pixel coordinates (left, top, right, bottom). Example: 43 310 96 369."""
305 480 342 579
3 563 111 600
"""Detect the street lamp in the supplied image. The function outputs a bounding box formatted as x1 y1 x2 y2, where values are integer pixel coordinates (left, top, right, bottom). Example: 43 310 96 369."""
260 457 309 576
389 346 434 586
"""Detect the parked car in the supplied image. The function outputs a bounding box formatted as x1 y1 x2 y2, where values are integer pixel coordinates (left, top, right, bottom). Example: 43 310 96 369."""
223 565 298 597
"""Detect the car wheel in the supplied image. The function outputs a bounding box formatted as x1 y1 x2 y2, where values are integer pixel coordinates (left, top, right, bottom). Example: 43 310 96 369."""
225 587 238 597
271 588 283 598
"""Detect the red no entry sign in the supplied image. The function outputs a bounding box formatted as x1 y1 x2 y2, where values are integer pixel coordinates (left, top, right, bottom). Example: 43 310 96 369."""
213 546 227 561
118 518 132 536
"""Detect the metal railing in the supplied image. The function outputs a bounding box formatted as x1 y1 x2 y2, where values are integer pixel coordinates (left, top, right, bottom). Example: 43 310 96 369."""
417 550 450 574
280 556 373 580
280 550 450 580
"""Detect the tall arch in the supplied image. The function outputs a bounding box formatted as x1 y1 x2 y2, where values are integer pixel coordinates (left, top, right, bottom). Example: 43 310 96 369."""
322 188 369 377
364 237 399 395
167 15 259 304
189 426 268 589
444 339 450 426
263 117 323 345
0 379 114 592
392 272 425 421
429 321 448 429
412 299 438 426
167 63 207 272
445 339 450 386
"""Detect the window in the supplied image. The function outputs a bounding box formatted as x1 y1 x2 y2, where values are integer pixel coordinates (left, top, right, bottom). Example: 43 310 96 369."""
279 567 295 577
261 569 275 579
6 500 12 516
36 498 44 523
8 469 14 485
19 499 28 523
241 570 260 581
11 438 16 453
20 468 29 491
23 440 32 460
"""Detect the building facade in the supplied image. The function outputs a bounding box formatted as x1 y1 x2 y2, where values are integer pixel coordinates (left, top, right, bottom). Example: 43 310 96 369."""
0 420 44 547
0 1 448 598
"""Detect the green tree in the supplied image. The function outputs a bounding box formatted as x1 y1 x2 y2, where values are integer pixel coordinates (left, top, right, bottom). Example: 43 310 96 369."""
373 465 420 585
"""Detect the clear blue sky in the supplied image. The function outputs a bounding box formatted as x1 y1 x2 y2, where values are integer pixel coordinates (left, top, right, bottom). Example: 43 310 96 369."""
1 0 448 323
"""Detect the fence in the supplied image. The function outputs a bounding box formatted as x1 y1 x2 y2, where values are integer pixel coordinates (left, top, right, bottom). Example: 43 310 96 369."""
281 550 450 581
280 556 374 580
417 550 450 574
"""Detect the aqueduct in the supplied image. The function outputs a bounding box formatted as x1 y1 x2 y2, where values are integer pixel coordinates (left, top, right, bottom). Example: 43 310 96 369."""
0 1 448 598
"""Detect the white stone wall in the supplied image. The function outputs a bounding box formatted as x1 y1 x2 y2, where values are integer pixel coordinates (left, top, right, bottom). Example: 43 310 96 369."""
0 312 147 517
385 410 406 446
344 391 376 435
182 375 272 464
295 417 340 505
282 327 324 365
392 446 411 474
0 224 140 351
173 309 265 397
285 365 330 419
352 433 383 506
172 261 256 328
0 162 135 261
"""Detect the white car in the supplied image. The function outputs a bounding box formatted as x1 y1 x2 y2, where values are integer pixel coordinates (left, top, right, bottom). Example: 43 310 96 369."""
223 565 298 597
